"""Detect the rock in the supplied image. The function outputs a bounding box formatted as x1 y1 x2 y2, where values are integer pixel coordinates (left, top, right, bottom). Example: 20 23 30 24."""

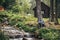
23 37 27 40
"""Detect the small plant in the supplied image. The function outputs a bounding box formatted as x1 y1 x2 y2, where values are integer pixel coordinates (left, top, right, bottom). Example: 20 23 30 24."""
0 31 9 40
29 27 38 33
38 28 60 40
16 22 25 28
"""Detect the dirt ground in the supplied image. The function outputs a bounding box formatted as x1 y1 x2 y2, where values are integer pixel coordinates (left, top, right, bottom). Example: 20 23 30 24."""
45 20 60 29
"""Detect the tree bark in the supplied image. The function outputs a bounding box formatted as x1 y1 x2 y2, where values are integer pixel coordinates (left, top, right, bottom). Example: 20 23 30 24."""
35 0 45 28
54 0 59 24
50 0 54 22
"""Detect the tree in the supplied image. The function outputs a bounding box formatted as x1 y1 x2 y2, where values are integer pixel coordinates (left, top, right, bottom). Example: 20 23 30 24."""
35 0 45 28
54 0 59 24
11 0 32 13
2 0 15 9
50 0 59 24
50 0 54 22
0 0 5 5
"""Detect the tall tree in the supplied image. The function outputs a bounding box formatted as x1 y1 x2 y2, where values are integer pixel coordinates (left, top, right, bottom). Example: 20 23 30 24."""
0 0 5 5
50 0 59 24
35 0 45 28
54 0 59 24
50 0 54 22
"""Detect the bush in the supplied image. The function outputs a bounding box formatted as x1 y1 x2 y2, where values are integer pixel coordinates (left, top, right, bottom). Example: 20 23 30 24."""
0 11 9 23
23 26 31 32
16 22 25 28
29 27 38 33
23 27 37 33
38 28 60 40
16 22 37 33
0 31 9 40
8 14 25 26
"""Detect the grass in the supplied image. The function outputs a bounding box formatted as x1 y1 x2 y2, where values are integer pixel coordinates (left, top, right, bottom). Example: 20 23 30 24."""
43 18 60 24
43 18 60 29
58 18 60 24
43 18 49 22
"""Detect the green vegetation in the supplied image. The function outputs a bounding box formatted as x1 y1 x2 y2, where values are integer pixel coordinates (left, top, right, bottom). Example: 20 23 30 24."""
18 25 38 33
0 10 37 27
38 28 60 40
58 18 60 24
42 0 50 7
0 0 60 40
0 31 9 40
0 11 60 40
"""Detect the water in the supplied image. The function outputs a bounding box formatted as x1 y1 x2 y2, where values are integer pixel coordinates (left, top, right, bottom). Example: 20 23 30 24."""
9 38 40 40
9 38 23 40
1 26 40 40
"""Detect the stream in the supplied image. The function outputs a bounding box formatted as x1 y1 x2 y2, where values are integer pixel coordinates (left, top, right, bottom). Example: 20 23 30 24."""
1 26 40 40
9 38 40 40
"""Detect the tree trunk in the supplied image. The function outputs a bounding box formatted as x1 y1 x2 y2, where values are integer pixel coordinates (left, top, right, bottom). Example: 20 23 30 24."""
35 0 45 28
54 0 59 24
50 0 54 22
50 0 59 24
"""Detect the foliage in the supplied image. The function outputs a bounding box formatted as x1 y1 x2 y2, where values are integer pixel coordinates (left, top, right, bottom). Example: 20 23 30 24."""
16 18 37 33
11 5 23 13
0 0 5 5
29 27 38 33
0 11 8 23
38 28 60 40
0 31 9 40
7 13 37 26
42 0 50 7
0 10 37 26
58 18 60 24
2 0 32 14
17 24 38 33
11 0 32 13
2 0 15 9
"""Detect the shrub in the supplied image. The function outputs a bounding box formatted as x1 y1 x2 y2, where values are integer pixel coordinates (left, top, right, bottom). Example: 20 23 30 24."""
0 31 9 40
17 22 37 33
0 10 37 30
22 27 38 33
23 26 31 32
16 22 30 32
29 27 38 33
16 22 25 28
0 11 8 23
38 28 60 40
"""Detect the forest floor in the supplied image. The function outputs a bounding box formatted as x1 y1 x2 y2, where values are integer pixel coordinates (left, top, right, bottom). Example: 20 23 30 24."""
44 18 60 29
